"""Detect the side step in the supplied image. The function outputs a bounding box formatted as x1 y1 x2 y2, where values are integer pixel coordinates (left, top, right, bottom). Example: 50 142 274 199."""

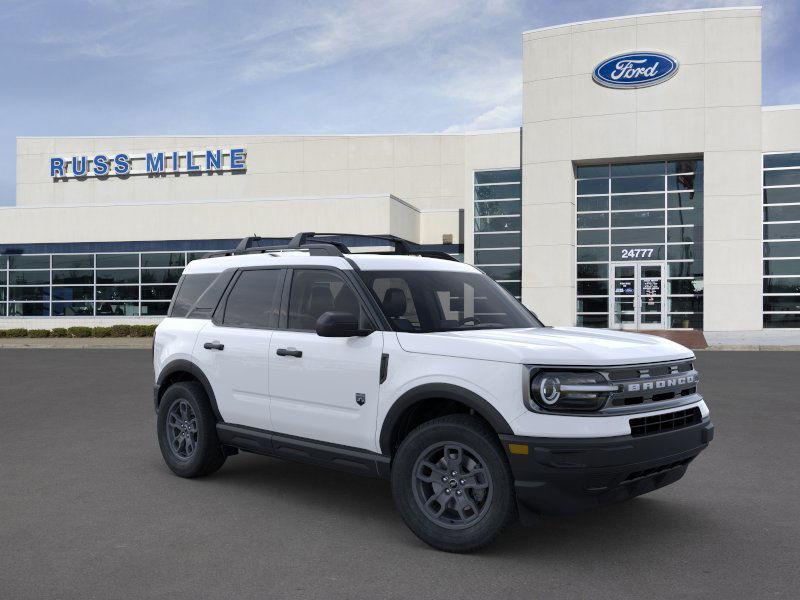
216 423 391 479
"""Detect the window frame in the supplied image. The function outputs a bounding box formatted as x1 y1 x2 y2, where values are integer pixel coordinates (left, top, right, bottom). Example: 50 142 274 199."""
214 267 286 331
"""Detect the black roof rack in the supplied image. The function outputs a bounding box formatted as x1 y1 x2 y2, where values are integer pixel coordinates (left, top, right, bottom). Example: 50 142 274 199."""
204 232 459 262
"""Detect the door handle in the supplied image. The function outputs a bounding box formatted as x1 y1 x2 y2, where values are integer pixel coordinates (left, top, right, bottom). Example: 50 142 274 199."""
276 347 302 358
203 341 225 351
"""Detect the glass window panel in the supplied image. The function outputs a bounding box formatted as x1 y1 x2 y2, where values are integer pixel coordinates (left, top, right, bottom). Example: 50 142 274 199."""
669 296 703 312
577 298 608 312
611 228 664 244
669 314 703 329
577 314 608 328
474 200 521 216
0 255 6 269
474 184 521 200
763 296 800 312
96 254 138 268
141 268 183 283
187 251 212 262
8 302 49 316
96 285 139 300
52 302 94 316
764 241 800 258
667 174 700 191
764 277 800 293
52 270 93 284
96 302 139 316
480 265 521 281
52 286 94 301
611 176 663 194
171 273 218 317
763 187 800 204
473 232 520 249
667 160 702 174
577 281 608 295
667 245 695 261
9 255 49 269
140 252 186 268
0 288 5 301
668 279 703 295
576 165 608 179
764 205 800 223
577 246 609 262
474 216 521 232
611 210 665 228
611 162 664 177
52 254 94 269
577 179 608 195
497 281 521 296
764 153 800 169
9 270 50 285
222 269 285 329
764 314 800 327
141 285 177 301
764 170 800 187
764 259 800 276
474 249 521 265
577 197 608 212
668 227 694 243
668 209 699 225
611 194 664 210
96 269 138 284
141 302 171 316
9 287 49 301
577 264 608 279
577 213 608 228
0 304 6 316
474 170 520 184
667 191 702 209
0 272 5 285
668 262 697 277
577 230 608 245
287 269 368 331
764 223 800 240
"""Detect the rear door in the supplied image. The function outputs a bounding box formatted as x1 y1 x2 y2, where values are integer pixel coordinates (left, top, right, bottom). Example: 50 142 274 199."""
195 268 285 429
268 268 384 450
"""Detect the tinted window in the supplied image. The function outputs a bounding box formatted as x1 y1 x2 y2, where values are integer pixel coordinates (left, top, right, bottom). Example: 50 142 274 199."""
171 274 217 318
223 269 282 328
287 270 369 331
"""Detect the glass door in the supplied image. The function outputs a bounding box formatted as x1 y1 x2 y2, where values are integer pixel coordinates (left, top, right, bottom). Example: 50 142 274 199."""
610 262 666 330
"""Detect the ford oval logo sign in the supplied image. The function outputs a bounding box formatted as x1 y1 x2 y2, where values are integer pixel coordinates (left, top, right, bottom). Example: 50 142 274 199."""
593 52 679 89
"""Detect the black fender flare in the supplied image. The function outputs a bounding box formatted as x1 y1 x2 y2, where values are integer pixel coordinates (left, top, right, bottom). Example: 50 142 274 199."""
379 383 513 454
155 359 223 422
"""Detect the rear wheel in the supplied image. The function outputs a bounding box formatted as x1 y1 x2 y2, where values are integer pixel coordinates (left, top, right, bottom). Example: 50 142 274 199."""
157 381 225 478
391 414 516 552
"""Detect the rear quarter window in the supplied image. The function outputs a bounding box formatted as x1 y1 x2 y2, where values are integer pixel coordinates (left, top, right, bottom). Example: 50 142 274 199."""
170 273 218 318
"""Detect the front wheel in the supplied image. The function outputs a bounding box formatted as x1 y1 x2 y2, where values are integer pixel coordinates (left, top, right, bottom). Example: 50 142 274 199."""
391 414 517 552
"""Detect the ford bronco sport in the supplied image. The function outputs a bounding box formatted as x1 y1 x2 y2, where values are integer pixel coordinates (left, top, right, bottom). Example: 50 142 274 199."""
153 232 713 552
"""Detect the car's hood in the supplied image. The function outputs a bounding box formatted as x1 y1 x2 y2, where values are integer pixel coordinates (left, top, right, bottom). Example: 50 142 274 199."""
395 327 694 366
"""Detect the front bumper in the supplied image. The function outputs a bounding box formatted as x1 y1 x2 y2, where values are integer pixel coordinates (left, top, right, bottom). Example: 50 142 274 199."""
500 417 713 520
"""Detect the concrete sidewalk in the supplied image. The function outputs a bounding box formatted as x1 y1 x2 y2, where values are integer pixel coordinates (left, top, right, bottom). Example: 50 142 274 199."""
0 338 153 349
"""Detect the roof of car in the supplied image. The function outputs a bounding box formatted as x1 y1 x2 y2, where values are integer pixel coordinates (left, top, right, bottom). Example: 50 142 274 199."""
182 251 478 275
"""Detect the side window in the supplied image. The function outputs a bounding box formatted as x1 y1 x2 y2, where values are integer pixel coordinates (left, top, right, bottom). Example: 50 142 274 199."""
171 273 217 318
222 269 283 329
369 277 420 332
287 270 370 331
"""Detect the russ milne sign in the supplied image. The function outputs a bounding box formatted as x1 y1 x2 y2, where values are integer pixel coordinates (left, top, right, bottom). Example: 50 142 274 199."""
50 148 246 179
593 52 678 89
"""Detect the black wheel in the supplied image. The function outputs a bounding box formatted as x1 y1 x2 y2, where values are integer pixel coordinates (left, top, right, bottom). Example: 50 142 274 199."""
391 414 517 552
157 381 225 478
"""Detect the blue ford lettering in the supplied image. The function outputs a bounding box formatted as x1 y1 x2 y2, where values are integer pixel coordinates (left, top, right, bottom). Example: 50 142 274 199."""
593 52 678 89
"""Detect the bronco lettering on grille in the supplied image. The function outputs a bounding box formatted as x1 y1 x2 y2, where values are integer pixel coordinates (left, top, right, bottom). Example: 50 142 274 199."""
626 373 696 392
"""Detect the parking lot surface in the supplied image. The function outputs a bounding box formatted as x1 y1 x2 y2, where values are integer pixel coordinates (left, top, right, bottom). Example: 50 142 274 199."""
1 349 798 599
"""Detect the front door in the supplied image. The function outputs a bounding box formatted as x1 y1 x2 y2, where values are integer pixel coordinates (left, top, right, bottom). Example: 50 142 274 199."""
610 262 666 330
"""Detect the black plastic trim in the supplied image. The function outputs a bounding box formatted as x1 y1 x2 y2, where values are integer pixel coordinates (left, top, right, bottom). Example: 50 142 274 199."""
378 383 513 454
155 359 223 422
216 423 391 479
379 353 389 384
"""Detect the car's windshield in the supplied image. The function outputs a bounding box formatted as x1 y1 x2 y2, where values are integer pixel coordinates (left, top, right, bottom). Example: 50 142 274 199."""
359 270 542 333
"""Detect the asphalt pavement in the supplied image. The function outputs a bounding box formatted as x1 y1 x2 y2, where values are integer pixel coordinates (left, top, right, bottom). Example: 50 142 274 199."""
0 349 798 599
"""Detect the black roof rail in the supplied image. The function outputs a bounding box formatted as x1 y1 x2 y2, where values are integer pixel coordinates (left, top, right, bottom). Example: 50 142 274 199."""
203 232 459 262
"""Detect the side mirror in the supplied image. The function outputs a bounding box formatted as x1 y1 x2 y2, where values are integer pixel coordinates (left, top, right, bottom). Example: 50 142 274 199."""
315 311 373 337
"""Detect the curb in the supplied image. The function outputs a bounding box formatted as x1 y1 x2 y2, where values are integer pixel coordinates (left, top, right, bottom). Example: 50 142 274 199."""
0 338 153 349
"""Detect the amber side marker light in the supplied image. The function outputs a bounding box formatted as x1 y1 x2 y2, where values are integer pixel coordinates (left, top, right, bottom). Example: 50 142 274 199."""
508 443 529 455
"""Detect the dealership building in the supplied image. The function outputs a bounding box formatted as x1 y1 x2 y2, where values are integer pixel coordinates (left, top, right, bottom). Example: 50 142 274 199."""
3 6 800 339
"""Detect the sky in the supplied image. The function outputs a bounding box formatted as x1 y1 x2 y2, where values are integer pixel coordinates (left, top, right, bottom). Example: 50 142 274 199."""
1 0 798 206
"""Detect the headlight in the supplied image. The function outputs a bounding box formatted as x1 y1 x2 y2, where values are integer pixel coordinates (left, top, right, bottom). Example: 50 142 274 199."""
529 371 616 412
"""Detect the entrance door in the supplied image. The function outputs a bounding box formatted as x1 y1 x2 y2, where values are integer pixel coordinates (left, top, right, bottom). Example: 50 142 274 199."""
610 262 666 330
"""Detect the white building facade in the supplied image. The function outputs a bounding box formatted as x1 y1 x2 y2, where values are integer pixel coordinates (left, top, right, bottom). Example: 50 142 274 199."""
3 6 800 335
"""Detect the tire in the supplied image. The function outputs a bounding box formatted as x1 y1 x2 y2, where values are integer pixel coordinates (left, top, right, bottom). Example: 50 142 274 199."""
157 381 226 478
391 414 517 552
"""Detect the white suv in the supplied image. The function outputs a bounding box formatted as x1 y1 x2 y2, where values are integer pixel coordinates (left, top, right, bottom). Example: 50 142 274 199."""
153 232 713 552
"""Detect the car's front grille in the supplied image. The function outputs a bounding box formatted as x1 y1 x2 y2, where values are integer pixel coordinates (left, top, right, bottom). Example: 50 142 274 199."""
606 361 698 409
629 407 702 437
622 458 693 483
